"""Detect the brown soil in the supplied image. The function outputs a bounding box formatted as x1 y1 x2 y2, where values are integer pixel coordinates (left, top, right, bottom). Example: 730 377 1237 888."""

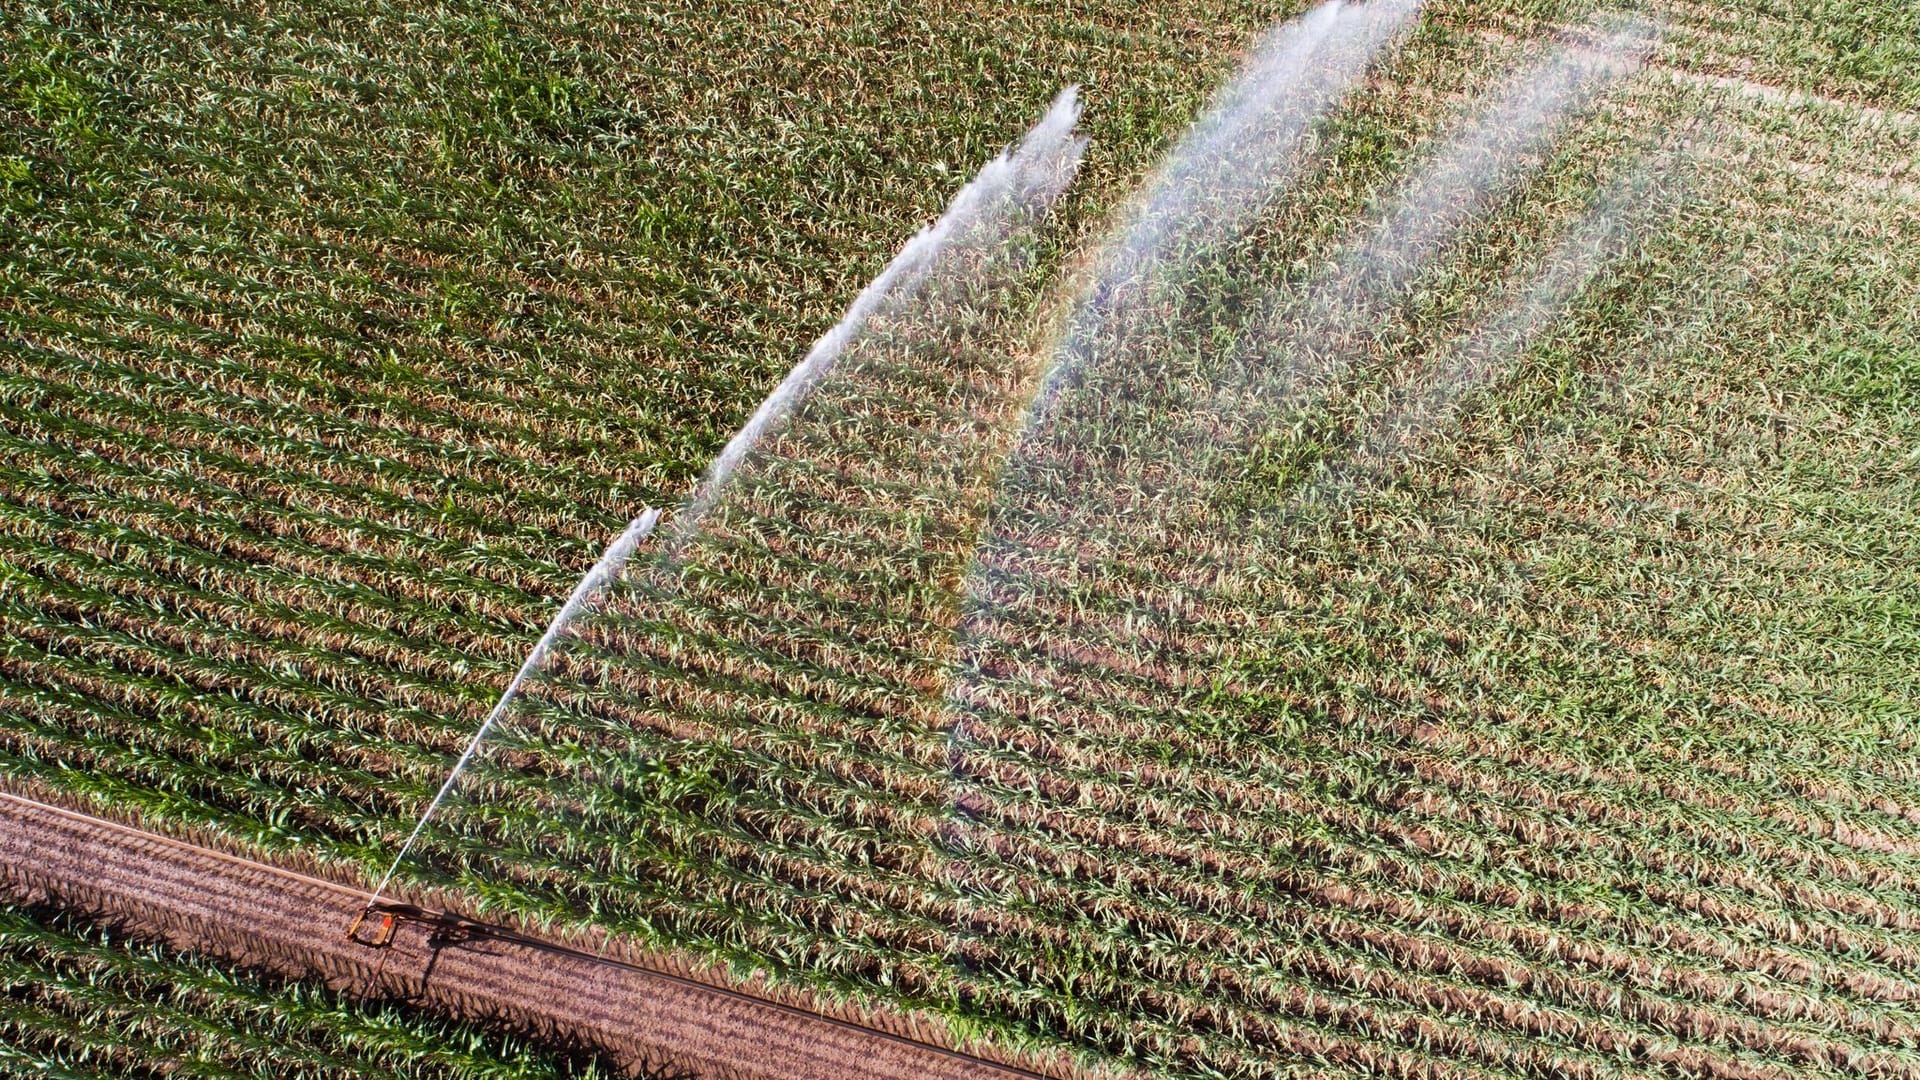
0 790 1042 1080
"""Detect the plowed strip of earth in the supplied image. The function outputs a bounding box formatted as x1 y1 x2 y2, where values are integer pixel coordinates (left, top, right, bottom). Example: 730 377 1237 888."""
0 789 1044 1080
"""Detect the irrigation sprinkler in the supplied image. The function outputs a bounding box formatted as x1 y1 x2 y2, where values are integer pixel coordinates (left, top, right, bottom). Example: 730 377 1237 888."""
349 507 664 939
344 903 401 948
346 900 502 950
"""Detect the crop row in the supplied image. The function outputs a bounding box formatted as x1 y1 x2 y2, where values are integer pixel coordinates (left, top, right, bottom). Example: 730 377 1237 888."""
7 568 1912 1068
7 545 1912 1076
7 0 1919 1075
0 902 613 1079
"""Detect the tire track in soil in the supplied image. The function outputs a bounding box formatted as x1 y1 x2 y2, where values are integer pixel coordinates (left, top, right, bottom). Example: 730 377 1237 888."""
0 789 1045 1080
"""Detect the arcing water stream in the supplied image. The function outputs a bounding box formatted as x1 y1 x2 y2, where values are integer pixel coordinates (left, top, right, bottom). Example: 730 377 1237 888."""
940 10 1655 878
365 507 662 910
667 87 1088 551
371 87 1088 908
1335 161 1671 491
1030 0 1422 423
370 8 1676 1060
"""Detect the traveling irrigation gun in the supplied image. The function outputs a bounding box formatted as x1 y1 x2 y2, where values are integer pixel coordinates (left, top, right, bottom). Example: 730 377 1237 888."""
345 900 500 950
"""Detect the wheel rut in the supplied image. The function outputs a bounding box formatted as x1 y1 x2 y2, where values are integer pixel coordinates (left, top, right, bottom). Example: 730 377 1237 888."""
0 789 1046 1080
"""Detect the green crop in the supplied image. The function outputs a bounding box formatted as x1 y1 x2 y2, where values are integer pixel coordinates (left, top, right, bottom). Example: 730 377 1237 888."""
2 0 1917 1077
0 902 618 1079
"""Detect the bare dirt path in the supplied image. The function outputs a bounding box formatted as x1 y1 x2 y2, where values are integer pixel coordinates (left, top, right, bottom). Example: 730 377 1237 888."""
0 789 1047 1080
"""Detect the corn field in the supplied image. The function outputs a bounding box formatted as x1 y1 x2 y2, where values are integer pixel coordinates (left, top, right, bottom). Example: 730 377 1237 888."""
2 0 1917 1077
